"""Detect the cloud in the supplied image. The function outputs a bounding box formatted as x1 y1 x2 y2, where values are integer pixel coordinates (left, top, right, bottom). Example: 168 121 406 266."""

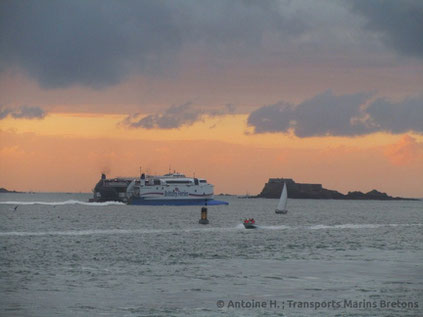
247 90 373 137
3 0 413 91
121 102 235 129
384 135 423 166
366 96 423 134
0 0 308 89
0 0 181 88
247 91 423 137
348 0 423 58
0 105 46 120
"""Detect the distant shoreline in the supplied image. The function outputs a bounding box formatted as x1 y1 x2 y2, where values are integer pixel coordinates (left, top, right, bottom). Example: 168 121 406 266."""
256 178 420 201
220 194 422 201
1 188 420 201
234 195 420 201
0 188 21 194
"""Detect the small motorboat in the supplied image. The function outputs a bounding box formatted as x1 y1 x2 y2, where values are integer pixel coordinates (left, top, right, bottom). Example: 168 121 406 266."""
243 218 257 229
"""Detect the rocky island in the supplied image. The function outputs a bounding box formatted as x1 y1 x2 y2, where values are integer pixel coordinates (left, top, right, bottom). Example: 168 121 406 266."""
0 187 20 193
258 178 415 200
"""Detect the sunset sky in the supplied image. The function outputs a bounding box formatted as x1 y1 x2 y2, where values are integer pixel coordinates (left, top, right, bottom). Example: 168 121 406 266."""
1 0 422 197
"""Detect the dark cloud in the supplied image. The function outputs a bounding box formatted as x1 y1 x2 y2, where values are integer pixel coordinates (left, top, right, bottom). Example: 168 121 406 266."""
247 91 372 137
0 0 306 89
122 102 235 129
366 96 423 134
172 1 306 45
348 0 423 58
247 91 423 137
0 105 46 120
1 0 420 91
0 0 180 88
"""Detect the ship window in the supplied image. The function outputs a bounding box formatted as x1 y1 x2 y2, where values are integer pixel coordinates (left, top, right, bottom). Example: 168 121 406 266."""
200 180 207 183
165 180 193 184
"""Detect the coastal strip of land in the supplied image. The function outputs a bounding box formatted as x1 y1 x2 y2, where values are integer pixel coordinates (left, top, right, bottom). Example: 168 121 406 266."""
258 178 417 200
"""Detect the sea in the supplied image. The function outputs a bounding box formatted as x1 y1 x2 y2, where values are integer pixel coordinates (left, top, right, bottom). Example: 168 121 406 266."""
0 193 422 317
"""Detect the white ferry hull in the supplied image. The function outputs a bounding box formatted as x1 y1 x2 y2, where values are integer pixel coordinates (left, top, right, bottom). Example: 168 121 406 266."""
126 173 228 206
128 197 228 206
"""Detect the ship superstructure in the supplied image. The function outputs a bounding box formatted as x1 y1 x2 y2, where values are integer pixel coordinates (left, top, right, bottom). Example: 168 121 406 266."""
92 174 134 202
127 173 227 205
91 172 228 205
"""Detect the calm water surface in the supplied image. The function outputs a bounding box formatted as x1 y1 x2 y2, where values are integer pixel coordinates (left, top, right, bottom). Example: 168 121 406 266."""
1 193 422 316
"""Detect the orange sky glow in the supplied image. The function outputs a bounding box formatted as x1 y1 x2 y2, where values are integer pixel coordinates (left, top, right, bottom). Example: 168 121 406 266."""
1 112 422 197
1 1 422 198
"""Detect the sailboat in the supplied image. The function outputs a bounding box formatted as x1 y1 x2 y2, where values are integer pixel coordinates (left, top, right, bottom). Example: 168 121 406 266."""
275 182 288 214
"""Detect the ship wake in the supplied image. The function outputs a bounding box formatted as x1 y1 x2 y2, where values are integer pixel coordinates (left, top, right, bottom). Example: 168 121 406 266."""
0 200 125 206
249 223 422 230
0 223 421 237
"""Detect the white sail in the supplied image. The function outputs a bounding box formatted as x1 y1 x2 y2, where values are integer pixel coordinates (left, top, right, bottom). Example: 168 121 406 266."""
275 182 288 213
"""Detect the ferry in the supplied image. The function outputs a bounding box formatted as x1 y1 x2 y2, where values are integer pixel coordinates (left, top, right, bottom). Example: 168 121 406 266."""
91 172 229 206
91 174 133 202
126 173 229 206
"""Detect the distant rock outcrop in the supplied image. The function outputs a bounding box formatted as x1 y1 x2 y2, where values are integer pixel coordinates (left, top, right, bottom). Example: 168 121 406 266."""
258 178 414 200
0 187 19 193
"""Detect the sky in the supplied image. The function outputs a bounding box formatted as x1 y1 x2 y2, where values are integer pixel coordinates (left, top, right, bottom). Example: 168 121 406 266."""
0 0 422 197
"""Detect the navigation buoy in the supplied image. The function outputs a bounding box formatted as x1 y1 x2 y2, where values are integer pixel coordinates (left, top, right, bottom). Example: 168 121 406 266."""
199 206 209 224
